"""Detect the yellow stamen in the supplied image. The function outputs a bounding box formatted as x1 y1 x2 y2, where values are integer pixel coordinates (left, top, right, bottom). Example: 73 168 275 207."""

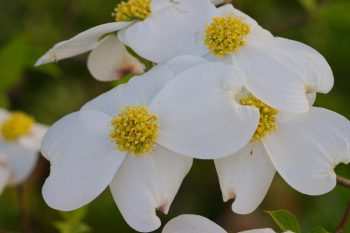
204 16 250 57
1 112 34 141
240 96 278 142
113 0 151 22
110 105 158 156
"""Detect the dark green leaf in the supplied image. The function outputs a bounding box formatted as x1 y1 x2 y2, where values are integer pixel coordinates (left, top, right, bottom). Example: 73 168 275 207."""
267 210 301 233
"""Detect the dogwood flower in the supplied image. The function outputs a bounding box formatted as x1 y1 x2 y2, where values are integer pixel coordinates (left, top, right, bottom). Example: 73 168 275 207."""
215 93 350 214
201 4 333 113
166 62 350 214
35 0 217 71
0 109 47 194
162 214 292 233
41 55 259 232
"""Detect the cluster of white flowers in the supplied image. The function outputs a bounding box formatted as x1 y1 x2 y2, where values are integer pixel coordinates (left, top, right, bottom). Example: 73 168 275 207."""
34 0 350 232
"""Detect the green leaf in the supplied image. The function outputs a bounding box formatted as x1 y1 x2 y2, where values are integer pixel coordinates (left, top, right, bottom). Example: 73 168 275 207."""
266 210 301 233
59 206 89 223
54 207 92 233
309 226 329 233
54 222 92 233
0 35 29 92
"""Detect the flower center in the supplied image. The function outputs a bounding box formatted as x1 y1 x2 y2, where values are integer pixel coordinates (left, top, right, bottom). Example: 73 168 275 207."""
240 96 278 142
113 0 151 22
204 16 250 57
110 105 158 156
1 112 34 141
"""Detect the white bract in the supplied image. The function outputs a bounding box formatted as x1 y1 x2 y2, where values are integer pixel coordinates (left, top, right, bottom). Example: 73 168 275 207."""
40 56 260 232
201 4 333 113
87 35 145 81
35 0 218 76
0 109 47 194
162 214 293 233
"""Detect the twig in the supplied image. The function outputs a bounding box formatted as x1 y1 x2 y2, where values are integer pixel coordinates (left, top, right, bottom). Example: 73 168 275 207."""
16 185 31 233
337 176 350 189
335 202 350 233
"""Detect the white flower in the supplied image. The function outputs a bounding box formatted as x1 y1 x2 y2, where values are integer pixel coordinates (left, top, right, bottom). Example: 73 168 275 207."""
0 109 47 193
214 94 350 214
162 214 292 233
35 0 217 70
169 61 350 214
201 4 333 113
40 55 258 232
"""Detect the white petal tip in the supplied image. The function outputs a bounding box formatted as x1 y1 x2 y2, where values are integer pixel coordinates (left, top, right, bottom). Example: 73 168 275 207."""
34 59 44 67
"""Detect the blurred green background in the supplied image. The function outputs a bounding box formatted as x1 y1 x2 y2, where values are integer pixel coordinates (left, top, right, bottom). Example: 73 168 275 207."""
0 0 349 232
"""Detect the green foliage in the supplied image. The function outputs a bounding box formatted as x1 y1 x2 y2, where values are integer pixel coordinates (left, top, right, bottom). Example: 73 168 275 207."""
267 210 301 233
0 35 29 92
309 226 329 233
54 207 92 233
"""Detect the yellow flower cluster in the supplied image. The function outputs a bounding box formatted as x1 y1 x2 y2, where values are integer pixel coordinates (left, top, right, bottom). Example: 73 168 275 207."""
240 96 278 142
205 16 250 57
114 0 151 22
1 112 34 141
110 105 158 156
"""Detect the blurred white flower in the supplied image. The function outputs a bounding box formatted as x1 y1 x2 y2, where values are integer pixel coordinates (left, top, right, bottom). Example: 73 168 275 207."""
0 109 47 194
215 94 350 214
202 4 333 113
35 0 217 69
162 214 293 233
41 55 257 232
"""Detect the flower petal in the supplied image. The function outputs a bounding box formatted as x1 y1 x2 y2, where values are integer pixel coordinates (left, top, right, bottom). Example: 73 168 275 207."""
18 123 48 151
110 145 192 232
217 4 272 41
35 22 132 66
210 0 226 5
272 37 333 94
0 141 38 185
239 229 277 233
215 142 275 214
150 62 259 159
233 40 310 113
166 55 208 76
0 108 9 122
118 0 216 63
264 107 350 195
162 215 227 233
41 110 125 211
87 35 144 82
82 64 174 117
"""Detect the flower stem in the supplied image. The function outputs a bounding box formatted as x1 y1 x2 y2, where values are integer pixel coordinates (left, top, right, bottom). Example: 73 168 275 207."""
335 202 350 233
337 176 350 189
16 185 31 233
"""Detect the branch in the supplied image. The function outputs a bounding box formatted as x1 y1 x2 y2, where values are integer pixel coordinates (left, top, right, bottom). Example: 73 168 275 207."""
335 202 350 233
17 185 31 233
337 176 350 189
